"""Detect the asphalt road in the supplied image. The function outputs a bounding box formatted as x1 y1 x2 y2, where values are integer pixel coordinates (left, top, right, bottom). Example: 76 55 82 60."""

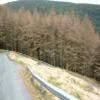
0 53 31 100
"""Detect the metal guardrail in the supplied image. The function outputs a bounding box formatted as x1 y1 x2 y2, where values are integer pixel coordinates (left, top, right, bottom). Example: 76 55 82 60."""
27 66 77 100
7 50 77 100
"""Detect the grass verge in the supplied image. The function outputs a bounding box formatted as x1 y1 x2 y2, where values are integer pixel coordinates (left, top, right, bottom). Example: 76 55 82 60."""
8 51 100 100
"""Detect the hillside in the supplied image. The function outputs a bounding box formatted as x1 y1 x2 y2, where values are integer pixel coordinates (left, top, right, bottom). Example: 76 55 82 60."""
9 52 100 100
5 0 100 32
0 6 100 81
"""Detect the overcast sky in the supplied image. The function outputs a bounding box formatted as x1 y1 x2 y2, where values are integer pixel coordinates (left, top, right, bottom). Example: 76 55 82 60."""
0 0 17 4
53 0 100 5
0 0 100 5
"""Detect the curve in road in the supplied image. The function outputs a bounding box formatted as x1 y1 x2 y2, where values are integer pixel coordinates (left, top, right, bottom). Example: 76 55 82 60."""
0 53 32 100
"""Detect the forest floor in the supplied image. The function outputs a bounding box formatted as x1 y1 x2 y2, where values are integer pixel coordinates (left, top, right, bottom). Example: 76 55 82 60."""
9 51 100 100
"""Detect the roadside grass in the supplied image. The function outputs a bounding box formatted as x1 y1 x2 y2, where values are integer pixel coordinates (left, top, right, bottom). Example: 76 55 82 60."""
8 51 58 99
8 51 100 100
48 76 62 87
20 66 58 100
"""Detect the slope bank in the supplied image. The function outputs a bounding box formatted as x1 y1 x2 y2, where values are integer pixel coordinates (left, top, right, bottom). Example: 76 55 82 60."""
9 52 100 100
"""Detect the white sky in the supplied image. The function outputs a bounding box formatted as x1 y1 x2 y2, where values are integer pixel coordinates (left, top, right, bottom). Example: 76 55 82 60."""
0 0 100 5
0 0 17 4
52 0 100 5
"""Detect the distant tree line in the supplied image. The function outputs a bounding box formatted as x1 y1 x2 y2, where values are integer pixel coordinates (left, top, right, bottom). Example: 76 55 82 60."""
6 0 100 32
0 7 100 81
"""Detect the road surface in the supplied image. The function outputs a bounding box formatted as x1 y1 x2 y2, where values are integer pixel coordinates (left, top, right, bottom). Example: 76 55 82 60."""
0 53 31 100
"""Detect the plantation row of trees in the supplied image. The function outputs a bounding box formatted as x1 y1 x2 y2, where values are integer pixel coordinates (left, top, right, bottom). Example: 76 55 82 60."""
0 7 100 80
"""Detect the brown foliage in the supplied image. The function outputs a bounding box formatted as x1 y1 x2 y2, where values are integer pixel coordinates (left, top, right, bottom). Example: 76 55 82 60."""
0 7 100 80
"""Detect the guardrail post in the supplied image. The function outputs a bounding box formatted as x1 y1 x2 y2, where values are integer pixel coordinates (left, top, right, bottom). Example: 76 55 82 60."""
40 83 46 94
